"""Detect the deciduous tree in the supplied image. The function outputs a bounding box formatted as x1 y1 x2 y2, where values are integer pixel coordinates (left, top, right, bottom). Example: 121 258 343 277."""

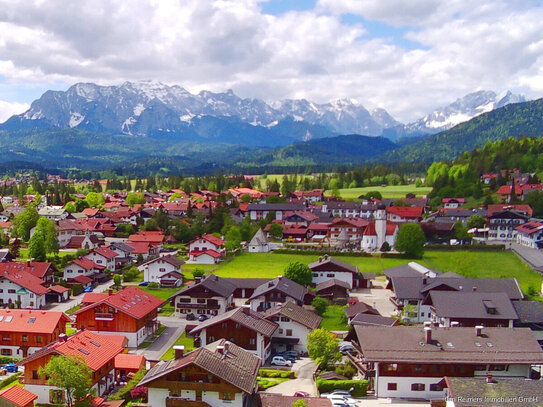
284 261 312 286
395 223 425 258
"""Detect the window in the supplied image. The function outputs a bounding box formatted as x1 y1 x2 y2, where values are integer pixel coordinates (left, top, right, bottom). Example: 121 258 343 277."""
32 370 39 379
489 364 506 371
208 336 215 342
221 322 228 328
50 390 65 404
2 335 9 342
430 383 443 392
411 383 425 391
177 297 190 303
7 289 15 294
280 317 290 322
37 335 42 343
386 363 398 372
221 392 233 401
22 335 27 342
286 329 292 336
249 338 255 345
279 329 283 334
387 383 397 391
413 365 423 372
1 349 11 356
197 299 206 304
327 273 334 277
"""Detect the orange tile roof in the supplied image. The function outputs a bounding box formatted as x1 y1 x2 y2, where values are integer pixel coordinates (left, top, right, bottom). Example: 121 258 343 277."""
0 385 37 407
0 265 49 295
81 292 109 304
114 353 145 370
0 261 53 280
0 309 70 334
20 330 125 372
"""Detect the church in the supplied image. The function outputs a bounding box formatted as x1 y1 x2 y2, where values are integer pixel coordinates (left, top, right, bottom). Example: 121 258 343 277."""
361 204 398 251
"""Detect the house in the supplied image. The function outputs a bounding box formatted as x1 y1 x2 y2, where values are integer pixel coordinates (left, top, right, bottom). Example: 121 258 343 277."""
19 331 126 404
109 241 136 265
248 228 270 253
63 258 106 284
0 309 70 358
114 353 145 382
316 279 350 304
190 307 277 360
72 286 163 347
249 276 314 312
263 301 322 354
442 198 466 209
515 221 543 249
361 203 399 252
309 255 373 289
56 219 86 248
0 385 37 407
247 203 306 221
349 313 398 327
487 209 529 241
445 376 543 407
0 265 49 308
128 231 165 250
0 261 55 287
513 301 543 342
83 247 119 272
171 274 236 317
352 325 543 400
188 234 225 264
487 204 533 217
138 255 184 287
387 206 424 223
222 278 270 299
282 224 308 241
292 189 325 203
38 206 68 221
428 291 518 327
322 201 378 218
47 285 71 303
283 211 319 226
66 234 102 250
329 217 369 246
344 301 379 322
140 339 260 407
481 173 498 184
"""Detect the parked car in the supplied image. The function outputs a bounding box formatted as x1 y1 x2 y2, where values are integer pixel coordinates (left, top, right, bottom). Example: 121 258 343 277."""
275 352 296 362
339 344 354 354
83 286 93 293
325 395 356 407
186 313 196 321
330 390 353 397
2 363 17 373
283 350 299 359
293 391 309 398
198 314 209 322
138 281 150 286
271 356 292 367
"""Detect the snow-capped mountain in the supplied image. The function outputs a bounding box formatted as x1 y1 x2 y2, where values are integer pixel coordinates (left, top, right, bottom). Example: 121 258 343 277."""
1 81 397 142
404 90 526 135
0 81 526 145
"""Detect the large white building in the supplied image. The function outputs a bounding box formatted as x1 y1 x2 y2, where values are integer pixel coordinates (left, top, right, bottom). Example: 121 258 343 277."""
138 255 184 286
361 204 398 252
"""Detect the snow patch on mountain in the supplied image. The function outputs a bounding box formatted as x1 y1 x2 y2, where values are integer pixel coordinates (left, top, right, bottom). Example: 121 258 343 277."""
69 112 84 128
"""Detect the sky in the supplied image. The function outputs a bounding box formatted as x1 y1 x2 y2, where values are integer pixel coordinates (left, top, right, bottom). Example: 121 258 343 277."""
0 0 542 123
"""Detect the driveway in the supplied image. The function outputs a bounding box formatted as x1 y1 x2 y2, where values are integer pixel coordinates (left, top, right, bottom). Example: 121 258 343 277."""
264 358 317 396
350 278 396 317
135 323 186 360
512 243 543 272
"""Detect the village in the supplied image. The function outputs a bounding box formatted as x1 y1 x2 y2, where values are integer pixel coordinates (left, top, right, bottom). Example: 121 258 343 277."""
0 170 540 407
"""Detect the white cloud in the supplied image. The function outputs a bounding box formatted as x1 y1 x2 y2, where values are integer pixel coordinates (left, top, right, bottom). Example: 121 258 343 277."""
0 100 29 123
0 0 541 122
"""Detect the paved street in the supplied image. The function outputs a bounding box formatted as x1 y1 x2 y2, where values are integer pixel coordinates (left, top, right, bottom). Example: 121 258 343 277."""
264 358 317 396
46 280 114 313
512 243 543 272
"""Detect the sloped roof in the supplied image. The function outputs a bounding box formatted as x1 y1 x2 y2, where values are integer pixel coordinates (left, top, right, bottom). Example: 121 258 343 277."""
0 309 70 334
0 266 49 295
513 301 543 324
263 301 322 330
0 261 53 280
172 274 236 299
387 206 424 218
139 339 260 393
114 353 146 370
190 249 222 258
0 384 37 407
249 228 269 246
429 291 518 320
190 307 278 337
309 256 358 273
350 313 397 327
344 301 379 318
250 276 308 303
19 330 125 372
316 278 351 292
72 257 105 271
140 255 185 268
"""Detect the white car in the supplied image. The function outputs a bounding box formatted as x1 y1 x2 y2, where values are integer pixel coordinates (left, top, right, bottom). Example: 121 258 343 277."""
271 356 292 367
324 395 357 407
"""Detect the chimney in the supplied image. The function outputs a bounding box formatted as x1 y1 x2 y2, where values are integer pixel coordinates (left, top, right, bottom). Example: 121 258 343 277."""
422 278 427 285
224 341 230 355
451 321 459 327
476 325 484 337
424 327 432 344
173 345 185 359
108 289 113 296
472 286 477 292
486 372 495 384
324 254 329 260
81 326 85 331
216 345 225 355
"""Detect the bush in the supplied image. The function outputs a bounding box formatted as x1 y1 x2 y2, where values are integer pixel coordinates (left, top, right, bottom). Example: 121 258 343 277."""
335 362 357 379
130 386 148 402
316 378 368 397
0 356 20 364
71 283 84 296
312 296 329 316
109 368 147 401
123 266 140 282
259 369 295 379
0 372 22 388
148 282 160 289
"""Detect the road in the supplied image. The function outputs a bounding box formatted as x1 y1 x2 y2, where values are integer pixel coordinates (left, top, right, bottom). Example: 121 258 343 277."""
512 243 543 272
264 358 317 396
46 280 114 313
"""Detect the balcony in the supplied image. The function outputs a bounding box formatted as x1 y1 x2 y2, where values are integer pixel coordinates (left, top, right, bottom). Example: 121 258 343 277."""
177 303 220 310
95 313 114 320
165 397 210 407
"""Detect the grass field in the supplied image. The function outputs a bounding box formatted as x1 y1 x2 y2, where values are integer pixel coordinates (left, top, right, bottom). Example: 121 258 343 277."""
325 184 432 200
212 251 541 295
139 286 179 300
161 333 195 360
320 305 349 331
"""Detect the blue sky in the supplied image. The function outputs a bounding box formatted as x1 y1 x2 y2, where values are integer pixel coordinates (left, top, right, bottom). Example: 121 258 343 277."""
0 0 541 123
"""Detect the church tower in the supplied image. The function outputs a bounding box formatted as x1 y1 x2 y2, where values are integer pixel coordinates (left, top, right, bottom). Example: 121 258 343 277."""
375 203 387 249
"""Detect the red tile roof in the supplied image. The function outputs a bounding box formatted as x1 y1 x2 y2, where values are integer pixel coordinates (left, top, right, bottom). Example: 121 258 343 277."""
0 385 37 407
72 258 105 271
201 234 225 246
0 261 53 280
487 204 533 217
49 285 70 294
128 231 165 244
125 241 152 254
190 249 222 259
75 286 164 320
20 330 126 372
363 222 397 236
386 206 424 218
0 265 49 295
81 292 109 304
92 247 119 259
72 275 92 284
516 221 543 235
0 309 70 334
114 353 145 370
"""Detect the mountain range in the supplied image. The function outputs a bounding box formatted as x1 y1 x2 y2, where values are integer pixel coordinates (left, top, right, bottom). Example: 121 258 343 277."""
0 81 525 144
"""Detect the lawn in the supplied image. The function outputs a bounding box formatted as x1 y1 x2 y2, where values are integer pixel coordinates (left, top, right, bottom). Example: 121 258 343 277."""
211 251 541 296
161 333 195 360
320 305 349 331
139 286 180 301
325 184 432 200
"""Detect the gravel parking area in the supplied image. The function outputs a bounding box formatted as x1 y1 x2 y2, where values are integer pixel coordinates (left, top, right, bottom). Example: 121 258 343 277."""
350 278 396 317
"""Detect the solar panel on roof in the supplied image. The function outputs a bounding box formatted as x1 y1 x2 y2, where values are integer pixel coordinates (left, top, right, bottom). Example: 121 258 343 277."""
5 316 12 322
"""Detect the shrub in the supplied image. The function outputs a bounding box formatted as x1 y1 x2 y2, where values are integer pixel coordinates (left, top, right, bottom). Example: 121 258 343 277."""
148 282 160 290
109 368 147 401
316 378 368 397
130 386 148 402
335 362 357 379
312 296 329 316
258 369 295 379
0 372 22 389
71 283 84 296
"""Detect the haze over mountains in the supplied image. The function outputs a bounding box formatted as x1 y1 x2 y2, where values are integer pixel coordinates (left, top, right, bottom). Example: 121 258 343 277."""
0 81 525 145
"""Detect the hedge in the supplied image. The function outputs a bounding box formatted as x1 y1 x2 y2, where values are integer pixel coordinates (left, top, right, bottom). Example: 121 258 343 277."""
259 368 295 379
0 356 20 364
316 378 368 397
425 244 505 251
71 283 84 296
0 372 21 389
109 368 147 401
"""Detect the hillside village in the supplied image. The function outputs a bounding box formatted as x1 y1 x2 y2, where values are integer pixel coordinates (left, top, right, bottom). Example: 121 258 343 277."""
0 169 540 407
